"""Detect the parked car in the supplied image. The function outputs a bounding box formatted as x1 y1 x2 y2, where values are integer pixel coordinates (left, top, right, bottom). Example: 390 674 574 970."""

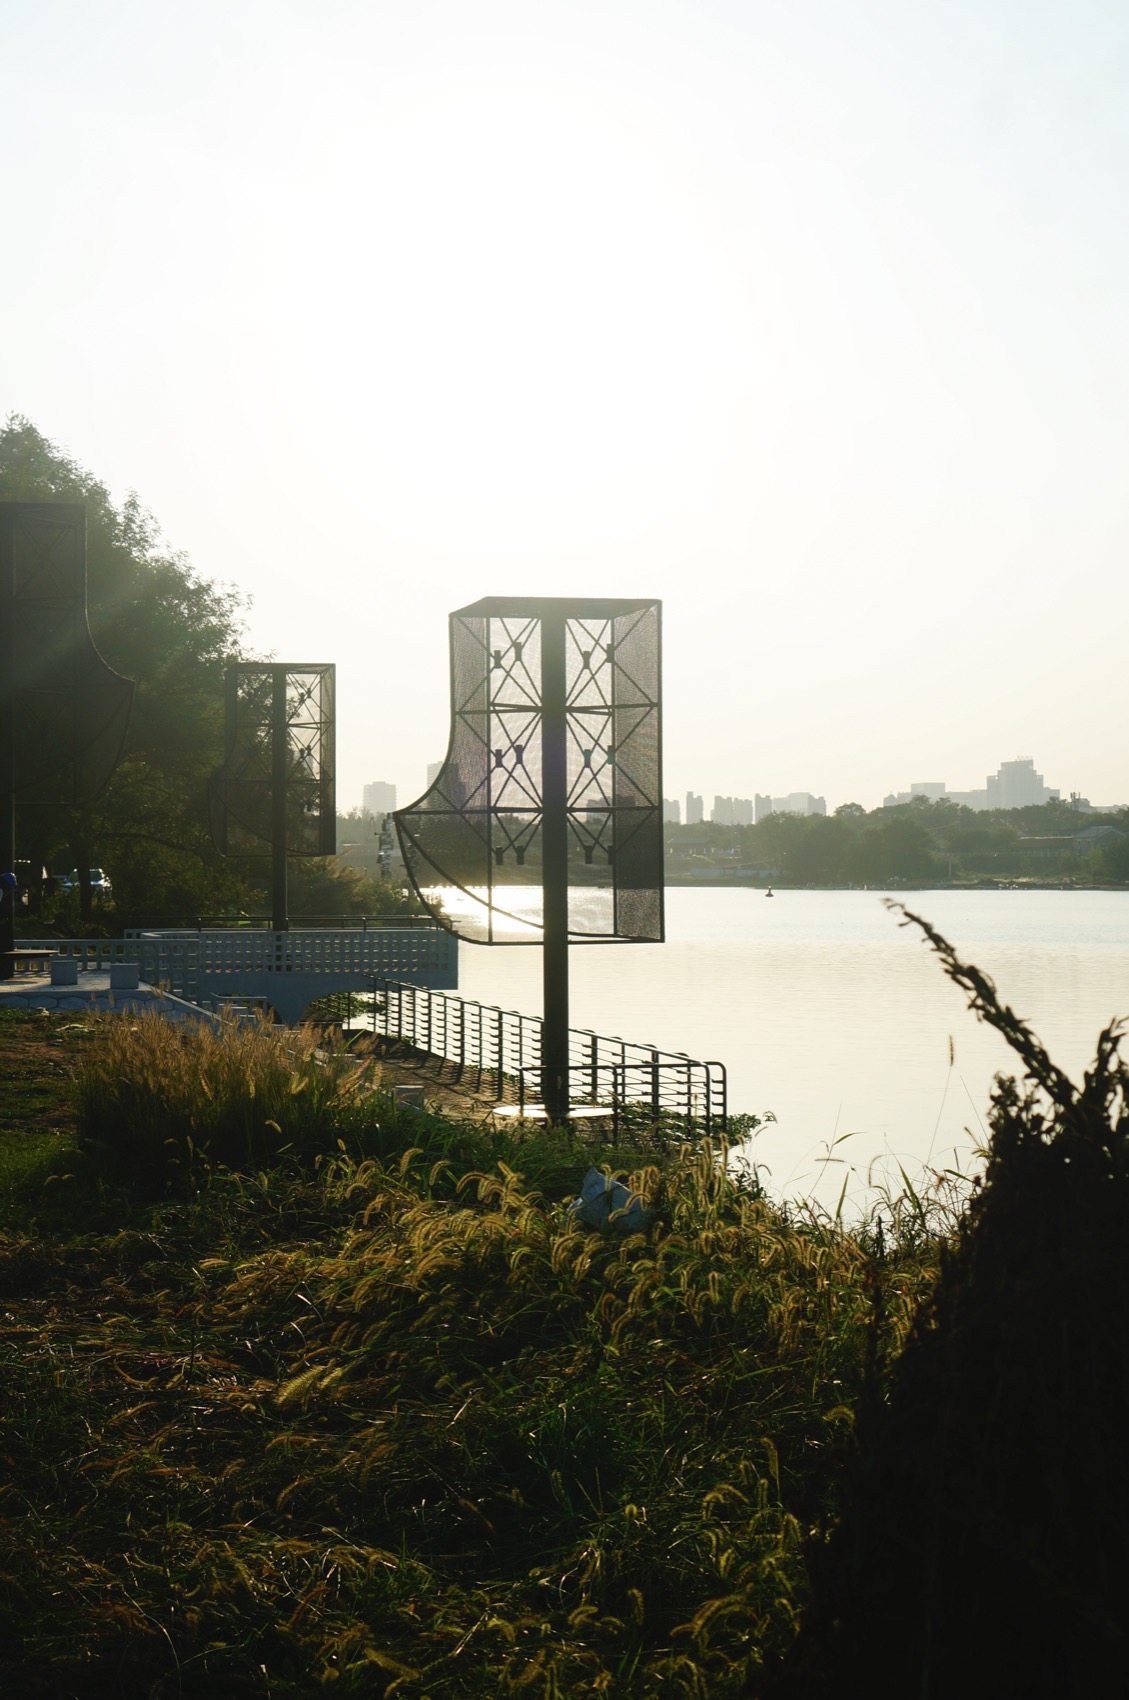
62 868 113 897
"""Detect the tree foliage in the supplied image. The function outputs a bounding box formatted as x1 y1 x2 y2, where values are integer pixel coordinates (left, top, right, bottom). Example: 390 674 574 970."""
2 418 430 926
666 798 1128 886
1 416 251 922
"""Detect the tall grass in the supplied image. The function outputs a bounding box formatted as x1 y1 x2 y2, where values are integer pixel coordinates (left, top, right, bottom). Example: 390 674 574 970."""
75 1009 372 1185
4 1009 946 1696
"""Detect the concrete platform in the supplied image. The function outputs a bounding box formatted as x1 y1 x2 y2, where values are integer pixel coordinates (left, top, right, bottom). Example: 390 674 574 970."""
0 971 216 1023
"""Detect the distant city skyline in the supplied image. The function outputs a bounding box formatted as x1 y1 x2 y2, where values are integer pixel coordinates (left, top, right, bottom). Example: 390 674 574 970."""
360 753 1124 819
884 758 1063 813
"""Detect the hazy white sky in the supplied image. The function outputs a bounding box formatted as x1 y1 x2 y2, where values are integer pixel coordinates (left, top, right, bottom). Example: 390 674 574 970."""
3 0 1127 810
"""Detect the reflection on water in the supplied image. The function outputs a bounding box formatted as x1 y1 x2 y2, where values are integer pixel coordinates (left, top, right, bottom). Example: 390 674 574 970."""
452 888 1129 1212
424 882 619 942
425 884 543 942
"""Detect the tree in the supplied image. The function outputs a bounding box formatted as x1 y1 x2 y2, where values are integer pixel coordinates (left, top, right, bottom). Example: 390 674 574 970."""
1 416 253 923
286 857 420 917
851 814 939 883
1091 826 1129 884
749 811 862 883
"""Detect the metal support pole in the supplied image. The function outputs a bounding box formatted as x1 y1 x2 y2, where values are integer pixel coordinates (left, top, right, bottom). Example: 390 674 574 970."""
271 666 289 932
540 607 570 1122
0 685 13 882
0 521 15 876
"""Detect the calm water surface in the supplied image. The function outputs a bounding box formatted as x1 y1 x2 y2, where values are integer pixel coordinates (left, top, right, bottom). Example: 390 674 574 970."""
454 888 1129 1210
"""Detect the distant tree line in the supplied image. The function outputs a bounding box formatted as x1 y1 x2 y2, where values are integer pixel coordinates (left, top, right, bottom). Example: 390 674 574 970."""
665 796 1129 885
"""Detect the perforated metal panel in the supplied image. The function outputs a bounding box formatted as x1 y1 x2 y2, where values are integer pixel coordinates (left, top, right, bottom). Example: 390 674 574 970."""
210 664 335 857
0 502 133 806
396 598 663 944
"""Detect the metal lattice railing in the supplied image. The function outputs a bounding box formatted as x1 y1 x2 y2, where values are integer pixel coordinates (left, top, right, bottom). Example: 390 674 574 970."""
14 927 456 1017
371 980 726 1135
118 926 455 1006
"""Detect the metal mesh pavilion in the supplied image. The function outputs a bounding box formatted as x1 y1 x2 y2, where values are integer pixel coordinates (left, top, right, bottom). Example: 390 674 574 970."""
395 598 663 945
210 664 336 859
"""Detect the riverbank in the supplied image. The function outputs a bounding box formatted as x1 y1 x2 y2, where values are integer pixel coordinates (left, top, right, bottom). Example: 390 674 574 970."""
665 874 1129 890
4 980 1125 1695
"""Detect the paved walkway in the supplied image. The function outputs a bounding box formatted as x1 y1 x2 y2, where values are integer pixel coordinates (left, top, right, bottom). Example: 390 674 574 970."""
350 1038 614 1127
348 1036 507 1122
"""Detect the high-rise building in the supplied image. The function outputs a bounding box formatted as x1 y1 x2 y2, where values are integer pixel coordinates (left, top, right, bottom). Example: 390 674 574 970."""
989 759 1060 811
362 781 397 816
754 792 827 822
710 796 754 826
883 781 949 806
891 759 1062 812
685 791 704 825
427 761 443 788
663 798 681 824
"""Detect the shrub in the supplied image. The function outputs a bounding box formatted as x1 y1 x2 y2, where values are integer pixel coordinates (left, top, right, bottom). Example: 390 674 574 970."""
773 908 1129 1697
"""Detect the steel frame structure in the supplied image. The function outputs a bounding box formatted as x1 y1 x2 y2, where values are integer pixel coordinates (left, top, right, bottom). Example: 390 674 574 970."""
396 597 662 1120
209 663 335 931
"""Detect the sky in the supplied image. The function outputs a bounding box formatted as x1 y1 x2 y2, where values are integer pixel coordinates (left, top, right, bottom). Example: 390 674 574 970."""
3 0 1128 812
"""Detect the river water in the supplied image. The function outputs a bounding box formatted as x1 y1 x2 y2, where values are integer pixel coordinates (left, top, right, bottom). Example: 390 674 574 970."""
453 888 1129 1212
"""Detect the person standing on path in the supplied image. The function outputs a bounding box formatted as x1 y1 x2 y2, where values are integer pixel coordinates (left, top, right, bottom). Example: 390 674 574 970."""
0 871 16 981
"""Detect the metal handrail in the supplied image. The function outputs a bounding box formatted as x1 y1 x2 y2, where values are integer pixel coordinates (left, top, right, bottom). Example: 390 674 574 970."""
370 980 727 1134
119 913 432 932
511 1060 727 1137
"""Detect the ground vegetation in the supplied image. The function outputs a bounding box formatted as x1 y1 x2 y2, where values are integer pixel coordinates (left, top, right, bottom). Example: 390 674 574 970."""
0 1004 940 1696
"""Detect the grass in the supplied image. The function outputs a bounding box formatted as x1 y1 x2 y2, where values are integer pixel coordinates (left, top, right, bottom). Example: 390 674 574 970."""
0 1007 106 1231
3 911 1122 1697
74 1008 373 1186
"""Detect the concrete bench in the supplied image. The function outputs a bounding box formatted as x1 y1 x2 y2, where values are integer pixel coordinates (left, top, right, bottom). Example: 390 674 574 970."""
3 946 59 975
